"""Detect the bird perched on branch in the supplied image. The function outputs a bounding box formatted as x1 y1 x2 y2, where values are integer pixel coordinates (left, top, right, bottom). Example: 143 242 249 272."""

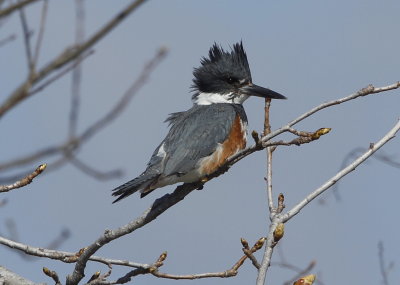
112 42 286 203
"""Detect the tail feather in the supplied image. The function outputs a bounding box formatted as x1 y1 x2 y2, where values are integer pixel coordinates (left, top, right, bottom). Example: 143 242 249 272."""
112 173 160 203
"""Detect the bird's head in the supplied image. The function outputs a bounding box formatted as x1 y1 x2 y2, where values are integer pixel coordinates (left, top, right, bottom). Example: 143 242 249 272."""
191 42 286 105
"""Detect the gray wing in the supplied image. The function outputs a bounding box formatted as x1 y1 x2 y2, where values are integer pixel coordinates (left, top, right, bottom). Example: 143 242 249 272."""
161 104 238 176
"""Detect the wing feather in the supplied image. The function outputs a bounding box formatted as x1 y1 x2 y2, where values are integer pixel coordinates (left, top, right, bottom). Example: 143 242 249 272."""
162 104 239 176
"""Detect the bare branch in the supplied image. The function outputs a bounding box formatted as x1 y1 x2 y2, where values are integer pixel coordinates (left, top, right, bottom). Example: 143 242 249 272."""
0 163 46 193
329 147 400 202
29 50 94 95
256 119 400 285
114 238 265 283
43 267 61 285
0 265 39 285
284 83 400 129
0 0 40 19
0 34 16 47
282 119 400 223
0 48 165 176
69 0 85 137
32 0 48 65
0 235 150 269
18 6 34 72
0 232 264 282
67 155 122 180
66 182 200 285
226 82 400 168
378 241 394 285
79 46 167 142
0 0 148 119
263 98 275 214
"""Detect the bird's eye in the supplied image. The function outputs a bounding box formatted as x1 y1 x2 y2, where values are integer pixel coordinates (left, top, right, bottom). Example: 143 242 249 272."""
226 77 238 84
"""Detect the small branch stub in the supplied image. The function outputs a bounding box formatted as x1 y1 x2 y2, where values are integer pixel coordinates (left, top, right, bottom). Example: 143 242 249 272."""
64 247 86 263
251 130 262 147
155 251 167 267
0 163 47 193
43 267 61 285
240 238 250 249
87 271 100 283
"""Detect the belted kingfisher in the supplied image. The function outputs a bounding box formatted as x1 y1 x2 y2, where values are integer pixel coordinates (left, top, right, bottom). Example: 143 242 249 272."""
112 42 286 203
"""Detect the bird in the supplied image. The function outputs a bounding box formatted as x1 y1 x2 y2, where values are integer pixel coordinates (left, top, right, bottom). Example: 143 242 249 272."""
112 41 286 203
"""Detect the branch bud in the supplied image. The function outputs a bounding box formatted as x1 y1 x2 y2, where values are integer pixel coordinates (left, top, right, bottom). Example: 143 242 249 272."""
273 223 284 242
253 237 266 251
88 271 100 282
158 251 167 262
37 163 47 172
311 128 331 139
241 238 249 249
293 274 316 285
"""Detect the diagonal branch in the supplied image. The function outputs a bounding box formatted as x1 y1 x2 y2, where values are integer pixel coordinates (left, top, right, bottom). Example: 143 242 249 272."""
227 82 399 168
1 83 397 284
0 0 40 19
0 48 166 177
0 235 150 269
65 82 398 285
0 34 17 47
0 164 46 193
32 0 48 67
66 182 200 285
18 6 34 72
113 238 265 283
69 0 85 138
0 0 148 119
282 119 400 223
256 119 400 285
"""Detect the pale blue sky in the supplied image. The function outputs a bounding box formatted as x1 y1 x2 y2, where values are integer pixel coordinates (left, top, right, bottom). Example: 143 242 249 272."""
1 1 399 284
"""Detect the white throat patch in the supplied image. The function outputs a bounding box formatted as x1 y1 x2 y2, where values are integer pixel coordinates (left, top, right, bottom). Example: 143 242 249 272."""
193 92 249 105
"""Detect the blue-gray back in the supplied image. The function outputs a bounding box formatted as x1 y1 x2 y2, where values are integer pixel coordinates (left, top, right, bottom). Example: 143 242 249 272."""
154 103 247 176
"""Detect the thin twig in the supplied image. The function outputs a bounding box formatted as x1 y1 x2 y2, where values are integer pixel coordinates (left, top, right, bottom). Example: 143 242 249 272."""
0 83 398 284
43 267 61 285
0 48 165 177
378 241 391 285
0 164 46 192
0 34 16 47
116 238 265 282
32 0 48 65
65 182 201 285
330 147 400 202
0 0 40 19
69 0 85 137
79 47 168 142
30 50 94 95
266 146 274 214
263 98 275 214
0 0 148 119
256 119 400 285
282 119 400 223
18 5 34 72
226 82 400 168
0 235 150 268
68 155 122 180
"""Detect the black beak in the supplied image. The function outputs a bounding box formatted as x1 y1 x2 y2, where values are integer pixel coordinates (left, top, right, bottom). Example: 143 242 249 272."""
240 83 286 100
